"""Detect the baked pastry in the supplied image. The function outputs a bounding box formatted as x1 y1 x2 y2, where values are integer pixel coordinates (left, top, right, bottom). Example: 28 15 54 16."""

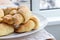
0 8 4 18
15 20 35 32
0 23 14 36
9 10 17 15
3 15 14 24
30 15 40 29
15 15 40 33
4 7 17 15
0 6 40 35
18 6 32 23
13 14 24 26
0 18 3 22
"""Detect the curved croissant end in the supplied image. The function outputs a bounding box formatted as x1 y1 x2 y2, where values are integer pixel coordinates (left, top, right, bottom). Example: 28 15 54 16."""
15 15 40 33
30 15 40 29
15 20 35 33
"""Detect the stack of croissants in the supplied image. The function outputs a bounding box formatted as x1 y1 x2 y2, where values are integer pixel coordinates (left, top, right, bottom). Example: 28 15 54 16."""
0 6 40 36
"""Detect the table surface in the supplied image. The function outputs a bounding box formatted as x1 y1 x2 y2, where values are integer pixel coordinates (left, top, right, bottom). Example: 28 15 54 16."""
2 29 56 40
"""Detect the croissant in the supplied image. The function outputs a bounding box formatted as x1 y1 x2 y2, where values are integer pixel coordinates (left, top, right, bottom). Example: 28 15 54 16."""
18 6 32 23
15 15 40 33
0 6 40 36
30 15 40 29
0 23 14 36
3 15 14 24
4 7 17 15
12 6 32 25
3 6 32 25
9 10 17 15
15 20 35 32
13 14 24 26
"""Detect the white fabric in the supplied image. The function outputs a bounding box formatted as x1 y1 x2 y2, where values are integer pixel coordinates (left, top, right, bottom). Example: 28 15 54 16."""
3 29 56 40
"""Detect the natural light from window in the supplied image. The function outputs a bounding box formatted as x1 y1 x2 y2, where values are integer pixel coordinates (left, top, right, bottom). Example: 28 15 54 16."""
40 0 60 10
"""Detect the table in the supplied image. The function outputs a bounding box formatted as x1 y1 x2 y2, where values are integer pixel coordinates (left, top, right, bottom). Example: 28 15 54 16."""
2 29 56 40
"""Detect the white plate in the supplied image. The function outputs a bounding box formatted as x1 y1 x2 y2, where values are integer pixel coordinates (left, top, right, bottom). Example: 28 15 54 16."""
0 13 48 39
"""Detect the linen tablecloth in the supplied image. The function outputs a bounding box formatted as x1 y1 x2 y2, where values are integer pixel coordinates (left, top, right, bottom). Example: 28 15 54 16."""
2 29 56 40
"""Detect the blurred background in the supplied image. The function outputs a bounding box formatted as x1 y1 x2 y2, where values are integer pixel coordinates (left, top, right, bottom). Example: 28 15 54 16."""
0 0 60 40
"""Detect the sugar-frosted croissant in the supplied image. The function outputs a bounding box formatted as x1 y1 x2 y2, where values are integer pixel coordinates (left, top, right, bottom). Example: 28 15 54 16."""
0 23 14 36
15 15 40 33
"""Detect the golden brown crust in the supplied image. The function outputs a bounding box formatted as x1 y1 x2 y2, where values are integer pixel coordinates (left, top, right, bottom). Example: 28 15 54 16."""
0 8 4 18
30 15 40 29
15 20 35 33
9 10 17 15
13 14 24 26
3 15 14 24
15 15 40 33
0 23 14 36
0 6 40 35
4 7 17 15
0 18 3 22
18 6 32 23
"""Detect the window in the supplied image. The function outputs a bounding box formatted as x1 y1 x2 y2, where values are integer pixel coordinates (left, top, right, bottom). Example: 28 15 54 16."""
11 0 32 10
40 0 60 10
